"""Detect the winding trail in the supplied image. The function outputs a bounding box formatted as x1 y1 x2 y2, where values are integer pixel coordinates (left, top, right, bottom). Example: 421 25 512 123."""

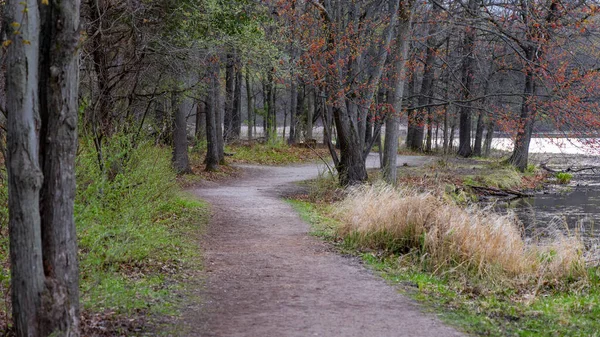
187 155 465 337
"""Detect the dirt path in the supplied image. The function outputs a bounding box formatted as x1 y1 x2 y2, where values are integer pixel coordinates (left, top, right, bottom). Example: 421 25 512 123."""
187 155 465 336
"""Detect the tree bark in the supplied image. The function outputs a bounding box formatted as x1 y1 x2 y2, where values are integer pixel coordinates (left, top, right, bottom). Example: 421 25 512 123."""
508 56 536 171
483 119 494 157
473 108 485 156
294 82 304 143
246 66 253 140
5 1 45 335
195 102 206 142
224 52 234 142
288 78 298 144
232 56 242 140
205 61 220 171
306 87 314 140
383 7 412 184
172 92 192 174
457 0 478 158
38 0 82 334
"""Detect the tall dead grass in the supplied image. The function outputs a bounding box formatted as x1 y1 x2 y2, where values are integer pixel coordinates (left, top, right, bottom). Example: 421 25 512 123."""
333 184 586 285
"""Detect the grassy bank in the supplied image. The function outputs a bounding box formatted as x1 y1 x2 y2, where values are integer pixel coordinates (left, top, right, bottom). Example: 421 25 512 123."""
0 138 209 335
290 177 599 337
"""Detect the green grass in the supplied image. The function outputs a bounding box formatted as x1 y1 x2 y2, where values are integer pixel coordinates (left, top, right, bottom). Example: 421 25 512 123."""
0 136 208 333
290 195 600 337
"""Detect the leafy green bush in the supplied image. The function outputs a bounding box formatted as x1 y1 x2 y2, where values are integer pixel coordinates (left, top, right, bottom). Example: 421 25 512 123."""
75 136 207 314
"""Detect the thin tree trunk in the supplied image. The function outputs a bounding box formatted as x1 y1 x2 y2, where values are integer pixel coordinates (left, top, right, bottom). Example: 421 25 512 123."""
473 109 485 156
383 7 412 184
6 1 45 335
483 120 494 157
306 86 314 140
288 78 297 144
295 82 304 143
38 0 82 334
425 108 433 152
233 56 242 140
224 52 235 142
216 64 225 163
246 66 253 140
205 61 220 171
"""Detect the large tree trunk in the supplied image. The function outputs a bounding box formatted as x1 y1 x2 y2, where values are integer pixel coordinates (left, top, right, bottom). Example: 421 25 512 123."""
382 8 412 184
457 0 478 157
5 1 45 335
205 62 220 171
38 0 82 335
508 56 536 171
333 107 368 185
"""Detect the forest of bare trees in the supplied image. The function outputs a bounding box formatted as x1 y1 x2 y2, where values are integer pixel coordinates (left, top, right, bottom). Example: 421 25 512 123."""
3 0 600 335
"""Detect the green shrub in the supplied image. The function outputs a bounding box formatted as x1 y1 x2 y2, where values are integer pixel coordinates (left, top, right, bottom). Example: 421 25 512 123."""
555 172 573 184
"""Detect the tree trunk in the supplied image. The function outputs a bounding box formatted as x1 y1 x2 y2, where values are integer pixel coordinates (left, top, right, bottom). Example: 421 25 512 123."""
473 109 485 156
205 61 220 171
457 0 478 158
265 68 276 141
172 91 192 174
246 66 253 140
383 8 412 184
224 52 235 142
195 102 207 142
425 108 433 152
295 83 304 143
6 1 45 335
483 119 494 157
38 0 82 334
508 56 536 171
216 63 225 164
306 87 314 140
288 78 297 144
233 56 242 140
407 4 438 152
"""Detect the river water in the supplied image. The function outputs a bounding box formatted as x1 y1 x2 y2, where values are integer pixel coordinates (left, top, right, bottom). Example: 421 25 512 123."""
491 137 600 247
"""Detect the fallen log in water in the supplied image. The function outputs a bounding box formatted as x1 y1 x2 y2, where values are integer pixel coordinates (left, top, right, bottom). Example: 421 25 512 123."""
466 185 533 198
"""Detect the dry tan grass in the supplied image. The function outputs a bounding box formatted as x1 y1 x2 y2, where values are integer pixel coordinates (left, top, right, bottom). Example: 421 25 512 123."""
333 184 586 285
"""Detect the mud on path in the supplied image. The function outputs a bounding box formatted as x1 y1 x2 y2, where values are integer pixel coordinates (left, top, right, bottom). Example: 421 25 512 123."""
187 155 464 337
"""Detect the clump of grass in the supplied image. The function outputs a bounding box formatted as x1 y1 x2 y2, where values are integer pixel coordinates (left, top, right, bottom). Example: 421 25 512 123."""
333 183 586 285
555 172 573 184
225 140 331 165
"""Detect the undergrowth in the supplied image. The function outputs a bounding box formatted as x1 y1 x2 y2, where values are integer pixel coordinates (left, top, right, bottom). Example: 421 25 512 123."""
0 136 208 334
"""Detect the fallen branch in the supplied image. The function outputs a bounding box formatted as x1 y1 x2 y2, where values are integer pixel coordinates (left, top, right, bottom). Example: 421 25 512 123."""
540 162 598 174
466 185 533 198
